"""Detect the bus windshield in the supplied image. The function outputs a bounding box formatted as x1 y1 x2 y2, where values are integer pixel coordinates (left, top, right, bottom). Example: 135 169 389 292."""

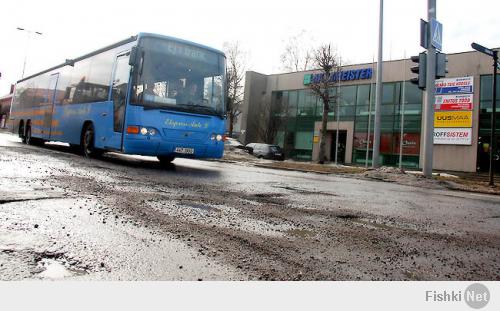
132 37 226 117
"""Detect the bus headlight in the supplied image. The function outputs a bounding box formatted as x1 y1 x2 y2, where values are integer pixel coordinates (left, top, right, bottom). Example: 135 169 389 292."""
216 134 223 141
140 127 148 135
210 134 216 140
149 128 156 136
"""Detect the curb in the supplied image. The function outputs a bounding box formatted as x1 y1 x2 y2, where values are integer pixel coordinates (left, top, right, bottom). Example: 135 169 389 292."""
254 164 332 175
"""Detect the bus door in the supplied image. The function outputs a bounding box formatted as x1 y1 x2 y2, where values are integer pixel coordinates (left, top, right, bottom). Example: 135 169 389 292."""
103 52 131 150
43 73 59 140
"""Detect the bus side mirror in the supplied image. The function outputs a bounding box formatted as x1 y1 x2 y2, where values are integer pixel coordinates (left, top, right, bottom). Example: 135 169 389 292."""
129 47 138 66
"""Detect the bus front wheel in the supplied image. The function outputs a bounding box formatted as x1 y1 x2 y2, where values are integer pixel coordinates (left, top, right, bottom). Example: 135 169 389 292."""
157 156 175 166
82 124 102 158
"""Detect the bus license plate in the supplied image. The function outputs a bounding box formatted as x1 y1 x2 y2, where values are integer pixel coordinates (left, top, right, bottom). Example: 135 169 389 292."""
174 147 194 154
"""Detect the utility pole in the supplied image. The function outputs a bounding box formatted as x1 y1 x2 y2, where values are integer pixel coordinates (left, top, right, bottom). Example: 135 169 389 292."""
372 0 383 168
492 51 498 186
335 57 341 165
422 0 437 177
366 56 375 167
399 53 407 170
17 27 43 79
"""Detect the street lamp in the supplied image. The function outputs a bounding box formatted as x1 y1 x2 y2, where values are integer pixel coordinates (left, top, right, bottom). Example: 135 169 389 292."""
471 42 498 187
16 27 43 79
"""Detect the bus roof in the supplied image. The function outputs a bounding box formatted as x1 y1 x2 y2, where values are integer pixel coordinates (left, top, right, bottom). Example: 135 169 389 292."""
17 33 225 84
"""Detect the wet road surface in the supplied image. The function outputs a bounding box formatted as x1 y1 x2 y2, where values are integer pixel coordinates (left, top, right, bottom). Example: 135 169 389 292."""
0 132 499 280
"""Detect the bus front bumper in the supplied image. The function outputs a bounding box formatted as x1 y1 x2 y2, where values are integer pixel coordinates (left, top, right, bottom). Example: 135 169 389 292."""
123 135 224 159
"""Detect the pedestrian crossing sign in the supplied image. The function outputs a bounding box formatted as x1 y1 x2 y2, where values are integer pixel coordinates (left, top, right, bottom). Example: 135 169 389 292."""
431 18 443 51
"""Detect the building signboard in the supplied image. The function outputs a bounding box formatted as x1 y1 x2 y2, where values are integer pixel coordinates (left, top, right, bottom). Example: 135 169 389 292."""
433 128 472 145
304 68 373 85
434 93 473 111
435 76 473 94
434 111 472 128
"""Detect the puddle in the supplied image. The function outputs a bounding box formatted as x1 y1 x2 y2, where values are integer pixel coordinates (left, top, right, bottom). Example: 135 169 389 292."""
36 258 86 280
247 193 286 205
183 203 218 212
286 228 316 238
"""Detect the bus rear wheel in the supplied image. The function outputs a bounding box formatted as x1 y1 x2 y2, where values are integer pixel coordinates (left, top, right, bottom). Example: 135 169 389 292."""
25 125 33 145
82 124 102 158
26 125 44 146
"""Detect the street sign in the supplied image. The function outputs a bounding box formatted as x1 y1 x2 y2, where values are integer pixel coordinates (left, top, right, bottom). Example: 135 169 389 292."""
471 42 494 57
420 19 428 49
431 18 443 51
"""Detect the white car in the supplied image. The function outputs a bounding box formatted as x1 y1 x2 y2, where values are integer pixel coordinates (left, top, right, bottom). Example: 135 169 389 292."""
224 137 244 148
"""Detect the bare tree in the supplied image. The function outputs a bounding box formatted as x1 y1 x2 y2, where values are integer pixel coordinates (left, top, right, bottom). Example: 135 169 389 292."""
309 44 340 164
223 42 247 137
280 30 316 72
255 94 287 144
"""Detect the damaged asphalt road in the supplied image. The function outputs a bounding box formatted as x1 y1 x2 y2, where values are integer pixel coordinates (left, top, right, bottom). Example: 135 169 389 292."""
0 132 499 281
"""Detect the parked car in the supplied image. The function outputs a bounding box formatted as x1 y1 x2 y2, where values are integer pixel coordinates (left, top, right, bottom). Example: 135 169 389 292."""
224 137 245 150
245 143 284 160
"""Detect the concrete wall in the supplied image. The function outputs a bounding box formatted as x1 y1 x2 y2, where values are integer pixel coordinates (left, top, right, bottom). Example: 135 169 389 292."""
240 71 268 144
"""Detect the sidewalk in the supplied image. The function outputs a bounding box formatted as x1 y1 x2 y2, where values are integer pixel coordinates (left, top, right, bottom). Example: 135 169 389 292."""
252 159 500 195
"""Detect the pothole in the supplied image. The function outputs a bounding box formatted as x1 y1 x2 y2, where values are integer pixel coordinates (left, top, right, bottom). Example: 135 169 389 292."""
285 228 316 238
33 252 87 280
336 214 360 220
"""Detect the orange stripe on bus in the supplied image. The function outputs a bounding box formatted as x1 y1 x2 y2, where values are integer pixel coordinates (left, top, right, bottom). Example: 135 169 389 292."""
31 120 44 126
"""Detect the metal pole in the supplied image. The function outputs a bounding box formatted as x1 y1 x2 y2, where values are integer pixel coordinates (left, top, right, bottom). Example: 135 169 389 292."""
335 58 341 165
372 0 383 168
489 51 498 186
422 0 436 177
17 28 42 79
366 57 375 167
21 32 31 79
399 53 407 170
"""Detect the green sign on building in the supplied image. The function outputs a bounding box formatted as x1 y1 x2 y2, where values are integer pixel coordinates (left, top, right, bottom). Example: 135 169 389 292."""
303 74 312 85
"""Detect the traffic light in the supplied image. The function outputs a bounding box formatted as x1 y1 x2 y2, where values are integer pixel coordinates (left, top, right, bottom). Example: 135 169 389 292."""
436 52 448 79
410 52 427 90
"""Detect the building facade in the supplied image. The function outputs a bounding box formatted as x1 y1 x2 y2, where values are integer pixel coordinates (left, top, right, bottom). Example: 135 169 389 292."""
241 49 500 172
0 85 14 128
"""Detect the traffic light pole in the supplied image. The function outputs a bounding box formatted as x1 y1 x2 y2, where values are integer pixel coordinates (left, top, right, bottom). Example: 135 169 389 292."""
422 0 436 178
489 50 498 186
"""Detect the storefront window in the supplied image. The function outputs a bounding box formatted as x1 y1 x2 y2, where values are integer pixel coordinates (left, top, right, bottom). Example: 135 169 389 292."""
287 90 298 117
298 90 316 116
269 80 422 166
295 131 313 150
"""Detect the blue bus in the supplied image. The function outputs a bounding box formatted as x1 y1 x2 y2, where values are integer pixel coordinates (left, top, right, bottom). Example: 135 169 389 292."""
9 33 226 164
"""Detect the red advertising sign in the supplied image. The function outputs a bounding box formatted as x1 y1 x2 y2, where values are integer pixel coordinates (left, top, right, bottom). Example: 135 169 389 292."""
353 133 420 155
434 94 473 111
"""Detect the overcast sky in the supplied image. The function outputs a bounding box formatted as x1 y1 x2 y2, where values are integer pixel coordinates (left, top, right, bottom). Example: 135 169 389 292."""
0 0 499 94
